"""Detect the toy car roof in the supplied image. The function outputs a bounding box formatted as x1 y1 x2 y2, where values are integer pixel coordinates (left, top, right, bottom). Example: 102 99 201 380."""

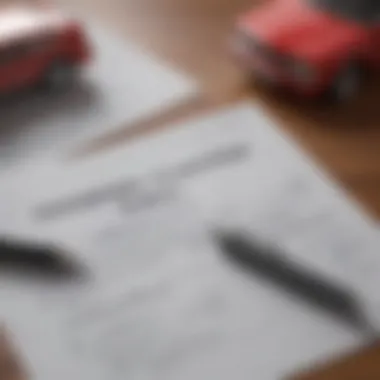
0 4 68 45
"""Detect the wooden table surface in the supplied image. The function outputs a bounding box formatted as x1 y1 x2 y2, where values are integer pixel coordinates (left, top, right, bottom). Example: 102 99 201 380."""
72 0 380 223
3 0 380 378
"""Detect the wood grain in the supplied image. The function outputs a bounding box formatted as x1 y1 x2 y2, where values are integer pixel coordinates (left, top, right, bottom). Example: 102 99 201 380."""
291 342 380 380
0 329 27 380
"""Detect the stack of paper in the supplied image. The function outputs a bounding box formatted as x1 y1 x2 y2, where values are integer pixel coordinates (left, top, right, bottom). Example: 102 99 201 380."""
1 102 378 379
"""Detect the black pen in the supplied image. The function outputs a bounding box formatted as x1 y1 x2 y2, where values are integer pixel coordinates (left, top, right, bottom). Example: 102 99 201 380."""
214 230 375 335
0 237 84 279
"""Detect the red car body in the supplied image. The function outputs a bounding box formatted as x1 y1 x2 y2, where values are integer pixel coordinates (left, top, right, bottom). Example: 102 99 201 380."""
0 4 90 94
235 0 380 97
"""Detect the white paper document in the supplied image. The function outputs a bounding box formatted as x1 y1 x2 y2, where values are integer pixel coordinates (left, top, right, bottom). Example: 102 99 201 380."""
0 17 194 170
1 103 379 379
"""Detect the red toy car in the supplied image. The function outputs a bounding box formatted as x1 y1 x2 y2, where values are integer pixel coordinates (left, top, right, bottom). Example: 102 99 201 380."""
0 3 90 94
234 0 380 100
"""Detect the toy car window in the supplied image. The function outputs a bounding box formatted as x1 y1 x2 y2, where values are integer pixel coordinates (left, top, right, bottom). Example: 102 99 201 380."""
309 0 380 22
28 35 54 52
0 35 53 64
0 42 30 65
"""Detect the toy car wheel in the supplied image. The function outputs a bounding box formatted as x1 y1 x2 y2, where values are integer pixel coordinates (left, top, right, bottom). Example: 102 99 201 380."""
44 62 77 90
331 63 362 102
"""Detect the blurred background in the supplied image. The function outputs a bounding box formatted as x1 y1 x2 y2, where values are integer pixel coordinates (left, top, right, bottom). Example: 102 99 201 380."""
1 0 380 379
